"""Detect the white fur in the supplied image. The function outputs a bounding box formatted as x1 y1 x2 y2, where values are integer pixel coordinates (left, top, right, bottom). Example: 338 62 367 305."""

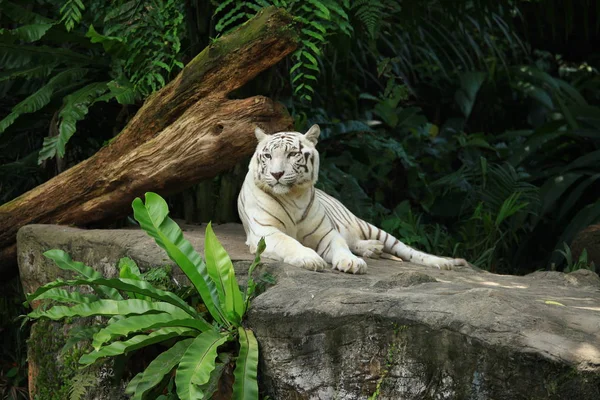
237 125 468 274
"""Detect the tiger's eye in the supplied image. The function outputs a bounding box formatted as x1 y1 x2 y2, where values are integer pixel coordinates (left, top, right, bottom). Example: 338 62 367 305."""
287 152 300 158
264 153 271 159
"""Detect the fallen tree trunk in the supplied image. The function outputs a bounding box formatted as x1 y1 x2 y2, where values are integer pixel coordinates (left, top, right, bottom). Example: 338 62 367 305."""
0 6 297 276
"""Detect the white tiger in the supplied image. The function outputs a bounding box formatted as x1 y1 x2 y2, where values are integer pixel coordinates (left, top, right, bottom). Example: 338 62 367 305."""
237 124 468 274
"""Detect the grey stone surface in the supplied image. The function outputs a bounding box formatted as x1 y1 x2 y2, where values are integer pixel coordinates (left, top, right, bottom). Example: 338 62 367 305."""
17 223 600 399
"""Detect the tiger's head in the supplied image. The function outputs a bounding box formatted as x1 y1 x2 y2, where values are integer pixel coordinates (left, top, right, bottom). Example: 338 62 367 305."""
251 124 321 195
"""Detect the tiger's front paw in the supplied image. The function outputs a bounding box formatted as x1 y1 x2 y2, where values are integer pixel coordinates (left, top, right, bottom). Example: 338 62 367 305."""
284 249 327 272
333 254 367 274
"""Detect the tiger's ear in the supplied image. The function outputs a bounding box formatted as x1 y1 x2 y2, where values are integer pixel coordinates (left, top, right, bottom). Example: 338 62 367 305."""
255 126 267 142
305 124 320 144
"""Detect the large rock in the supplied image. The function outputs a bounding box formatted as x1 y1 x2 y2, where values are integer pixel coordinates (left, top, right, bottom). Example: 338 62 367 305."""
17 224 600 399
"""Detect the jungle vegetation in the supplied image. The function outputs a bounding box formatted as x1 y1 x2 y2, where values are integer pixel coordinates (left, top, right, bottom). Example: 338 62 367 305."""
2 0 598 274
1 0 599 398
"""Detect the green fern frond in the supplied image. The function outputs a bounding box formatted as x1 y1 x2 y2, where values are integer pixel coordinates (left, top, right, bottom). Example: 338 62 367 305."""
214 1 264 34
60 0 85 32
352 0 384 39
38 82 109 164
211 0 351 103
69 368 96 400
215 2 248 33
0 68 89 135
288 0 352 102
104 0 185 97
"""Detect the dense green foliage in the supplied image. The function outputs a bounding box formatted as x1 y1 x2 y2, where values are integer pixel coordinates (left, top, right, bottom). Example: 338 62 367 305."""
0 0 185 201
1 0 599 273
0 279 29 400
1 1 599 397
25 192 264 399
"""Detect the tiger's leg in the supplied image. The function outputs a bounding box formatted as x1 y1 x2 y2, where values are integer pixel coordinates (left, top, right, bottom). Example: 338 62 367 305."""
350 240 385 259
302 226 367 274
248 229 328 272
356 220 467 269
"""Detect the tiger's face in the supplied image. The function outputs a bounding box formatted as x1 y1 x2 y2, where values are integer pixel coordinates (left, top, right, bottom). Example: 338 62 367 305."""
252 124 321 195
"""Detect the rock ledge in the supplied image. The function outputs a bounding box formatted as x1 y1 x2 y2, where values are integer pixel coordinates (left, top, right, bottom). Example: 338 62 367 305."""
17 224 600 399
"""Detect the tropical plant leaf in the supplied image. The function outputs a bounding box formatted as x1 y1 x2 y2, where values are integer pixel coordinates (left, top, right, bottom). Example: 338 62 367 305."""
0 68 89 135
85 25 126 56
454 71 486 118
557 173 600 221
26 276 199 318
232 327 259 400
0 23 54 43
118 257 141 278
132 193 226 325
38 82 109 163
245 237 266 311
118 257 148 300
0 43 93 69
43 249 122 299
32 288 99 304
175 331 229 400
204 222 244 325
128 338 194 399
1 1 54 24
538 172 581 217
61 325 101 354
0 64 57 82
96 79 138 105
92 313 211 350
80 327 196 366
27 299 191 321
125 372 143 395
197 352 233 399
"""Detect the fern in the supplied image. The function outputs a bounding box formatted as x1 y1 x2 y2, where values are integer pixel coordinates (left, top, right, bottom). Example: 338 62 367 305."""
0 68 89 135
0 0 186 164
103 0 185 97
213 0 352 102
69 368 96 400
38 82 110 164
60 0 85 32
352 0 384 39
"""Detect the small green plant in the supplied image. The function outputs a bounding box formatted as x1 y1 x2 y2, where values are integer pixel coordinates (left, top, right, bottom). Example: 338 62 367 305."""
555 242 596 273
0 359 28 400
25 192 265 399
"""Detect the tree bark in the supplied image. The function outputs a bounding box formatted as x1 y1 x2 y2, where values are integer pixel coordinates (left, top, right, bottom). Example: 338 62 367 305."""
0 6 298 276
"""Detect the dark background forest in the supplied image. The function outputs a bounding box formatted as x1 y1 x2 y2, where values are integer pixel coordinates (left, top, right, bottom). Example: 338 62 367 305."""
1 1 599 397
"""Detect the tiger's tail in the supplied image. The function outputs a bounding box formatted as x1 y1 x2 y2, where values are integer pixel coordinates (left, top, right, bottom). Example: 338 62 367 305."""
359 220 462 266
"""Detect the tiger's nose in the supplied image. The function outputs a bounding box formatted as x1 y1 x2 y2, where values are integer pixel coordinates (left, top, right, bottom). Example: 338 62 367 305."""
271 171 284 181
